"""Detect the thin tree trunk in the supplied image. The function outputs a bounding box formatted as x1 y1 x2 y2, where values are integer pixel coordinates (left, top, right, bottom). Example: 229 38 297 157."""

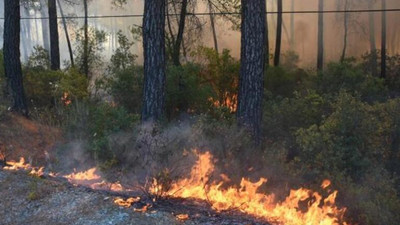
40 0 50 51
290 0 295 51
317 0 324 71
274 0 282 66
340 0 349 62
208 0 219 53
3 0 28 116
237 0 266 143
57 0 74 67
381 0 387 79
83 0 89 77
142 0 166 122
265 2 270 67
172 0 188 66
48 0 60 70
368 0 378 77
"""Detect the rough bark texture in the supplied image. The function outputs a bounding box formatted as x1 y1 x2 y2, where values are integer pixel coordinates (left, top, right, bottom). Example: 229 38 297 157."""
48 0 60 70
83 0 89 77
142 0 166 122
237 0 266 142
317 0 324 71
57 0 74 67
274 0 282 66
3 0 28 116
381 0 387 79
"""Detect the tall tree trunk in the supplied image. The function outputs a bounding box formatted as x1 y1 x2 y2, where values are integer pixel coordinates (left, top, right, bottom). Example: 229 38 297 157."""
381 0 387 79
172 0 188 66
368 0 378 77
265 2 270 67
40 0 50 51
57 0 74 67
237 0 266 143
208 0 219 53
274 0 282 66
142 0 166 122
317 0 324 71
290 0 295 51
340 0 349 62
48 0 60 70
83 0 89 77
3 0 28 116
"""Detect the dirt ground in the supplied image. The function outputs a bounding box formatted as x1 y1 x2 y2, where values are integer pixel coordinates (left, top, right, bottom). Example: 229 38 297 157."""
0 114 269 225
0 170 269 225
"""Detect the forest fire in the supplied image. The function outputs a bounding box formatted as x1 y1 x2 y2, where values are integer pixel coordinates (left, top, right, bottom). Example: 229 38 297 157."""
2 153 348 225
150 151 349 225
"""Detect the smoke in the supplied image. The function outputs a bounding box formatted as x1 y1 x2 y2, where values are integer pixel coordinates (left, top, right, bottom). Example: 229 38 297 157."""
0 0 399 66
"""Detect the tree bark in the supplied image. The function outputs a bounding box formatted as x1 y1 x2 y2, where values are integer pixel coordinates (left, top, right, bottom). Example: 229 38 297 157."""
368 0 378 77
83 0 89 77
317 0 324 71
274 0 282 66
340 0 349 62
290 0 295 51
48 0 60 70
381 0 387 79
265 2 270 67
57 0 74 67
142 0 166 122
208 0 219 53
40 0 50 51
237 0 266 143
3 0 28 116
172 0 188 66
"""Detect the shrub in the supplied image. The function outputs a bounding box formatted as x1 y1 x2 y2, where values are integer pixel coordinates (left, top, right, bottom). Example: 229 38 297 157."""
24 68 88 108
318 60 387 101
265 66 310 98
87 103 139 162
166 63 214 118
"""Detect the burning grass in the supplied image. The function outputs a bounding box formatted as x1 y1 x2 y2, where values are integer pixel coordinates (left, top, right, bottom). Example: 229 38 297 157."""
2 151 350 225
150 151 349 225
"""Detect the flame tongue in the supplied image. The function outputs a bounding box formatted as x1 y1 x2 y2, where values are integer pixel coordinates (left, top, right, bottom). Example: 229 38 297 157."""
151 151 348 225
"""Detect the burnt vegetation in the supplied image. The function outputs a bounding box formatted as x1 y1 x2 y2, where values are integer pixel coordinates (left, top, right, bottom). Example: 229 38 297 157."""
1 0 400 225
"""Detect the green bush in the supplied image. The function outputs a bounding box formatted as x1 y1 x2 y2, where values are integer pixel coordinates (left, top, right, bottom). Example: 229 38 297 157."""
87 103 139 162
265 66 310 98
24 68 88 108
318 60 387 101
166 63 214 118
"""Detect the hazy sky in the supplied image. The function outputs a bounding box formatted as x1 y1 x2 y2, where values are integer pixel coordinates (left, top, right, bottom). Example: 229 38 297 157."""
0 0 399 67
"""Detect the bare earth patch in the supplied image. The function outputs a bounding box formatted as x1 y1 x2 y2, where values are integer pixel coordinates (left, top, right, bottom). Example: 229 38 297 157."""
0 170 268 225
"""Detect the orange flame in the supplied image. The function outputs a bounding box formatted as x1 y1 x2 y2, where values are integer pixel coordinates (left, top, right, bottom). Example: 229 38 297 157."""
151 151 348 225
114 197 141 208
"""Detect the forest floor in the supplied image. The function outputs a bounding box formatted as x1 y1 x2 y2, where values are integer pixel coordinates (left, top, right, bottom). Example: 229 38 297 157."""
0 114 269 225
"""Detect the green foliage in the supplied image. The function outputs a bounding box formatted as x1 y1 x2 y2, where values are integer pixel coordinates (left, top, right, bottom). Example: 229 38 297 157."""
108 30 137 75
24 68 88 108
166 63 214 118
265 66 310 98
318 60 387 100
102 66 143 114
263 90 326 142
296 92 381 180
27 46 50 70
87 103 139 161
74 27 107 75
